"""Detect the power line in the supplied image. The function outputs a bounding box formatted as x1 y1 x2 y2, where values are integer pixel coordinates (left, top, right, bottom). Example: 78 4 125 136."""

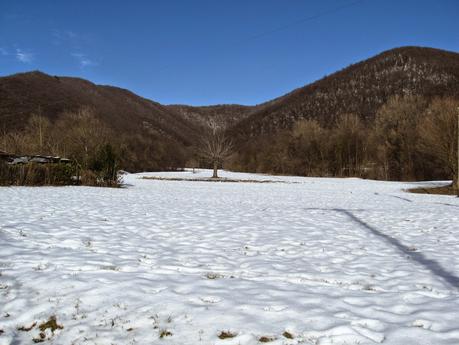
154 0 366 74
240 0 367 43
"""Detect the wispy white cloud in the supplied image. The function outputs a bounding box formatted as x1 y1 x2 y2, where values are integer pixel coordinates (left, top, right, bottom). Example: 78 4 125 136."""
71 53 98 68
66 30 77 39
52 29 79 45
16 48 34 63
52 30 100 69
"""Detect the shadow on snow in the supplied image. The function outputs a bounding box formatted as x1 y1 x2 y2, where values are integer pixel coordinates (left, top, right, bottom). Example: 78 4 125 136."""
304 207 459 289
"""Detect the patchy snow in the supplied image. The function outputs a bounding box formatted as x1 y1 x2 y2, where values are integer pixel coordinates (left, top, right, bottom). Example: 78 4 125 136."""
0 170 458 345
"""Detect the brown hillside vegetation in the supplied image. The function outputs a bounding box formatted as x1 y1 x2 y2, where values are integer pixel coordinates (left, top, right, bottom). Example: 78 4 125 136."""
0 71 199 143
228 47 459 182
229 46 459 139
167 104 255 130
230 96 458 182
0 71 201 171
1 46 458 182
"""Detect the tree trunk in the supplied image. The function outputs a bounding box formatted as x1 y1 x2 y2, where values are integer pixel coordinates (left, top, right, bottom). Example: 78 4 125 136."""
212 161 218 178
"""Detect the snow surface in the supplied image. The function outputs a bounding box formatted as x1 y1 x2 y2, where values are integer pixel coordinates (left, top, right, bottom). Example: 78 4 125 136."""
1 169 459 345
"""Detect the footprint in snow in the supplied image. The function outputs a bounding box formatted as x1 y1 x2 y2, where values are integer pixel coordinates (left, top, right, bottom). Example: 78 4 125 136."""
263 305 288 312
351 319 386 332
351 325 385 343
200 296 221 304
412 319 433 330
188 296 221 304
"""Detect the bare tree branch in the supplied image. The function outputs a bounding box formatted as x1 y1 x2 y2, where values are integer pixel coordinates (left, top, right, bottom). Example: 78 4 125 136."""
198 119 233 178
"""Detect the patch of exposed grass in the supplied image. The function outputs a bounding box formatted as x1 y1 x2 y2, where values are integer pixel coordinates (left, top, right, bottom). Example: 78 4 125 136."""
205 272 223 279
407 184 457 196
362 284 376 291
218 330 237 339
32 332 46 343
99 265 120 271
17 322 36 331
142 176 290 184
282 331 294 339
159 329 172 338
38 316 63 333
259 335 276 342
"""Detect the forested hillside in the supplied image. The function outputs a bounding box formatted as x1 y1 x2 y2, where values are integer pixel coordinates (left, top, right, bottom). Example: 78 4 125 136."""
1 46 458 181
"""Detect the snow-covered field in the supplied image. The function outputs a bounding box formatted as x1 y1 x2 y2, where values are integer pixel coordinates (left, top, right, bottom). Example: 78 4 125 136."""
1 170 459 345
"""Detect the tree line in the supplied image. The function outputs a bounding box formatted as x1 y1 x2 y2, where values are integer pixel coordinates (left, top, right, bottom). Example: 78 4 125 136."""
0 107 187 186
229 96 458 185
1 96 457 186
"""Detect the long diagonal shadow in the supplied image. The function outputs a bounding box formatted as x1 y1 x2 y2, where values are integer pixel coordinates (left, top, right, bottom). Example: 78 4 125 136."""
304 207 459 289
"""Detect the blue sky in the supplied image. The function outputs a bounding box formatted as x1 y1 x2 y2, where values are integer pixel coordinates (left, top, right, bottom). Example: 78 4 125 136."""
1 0 458 105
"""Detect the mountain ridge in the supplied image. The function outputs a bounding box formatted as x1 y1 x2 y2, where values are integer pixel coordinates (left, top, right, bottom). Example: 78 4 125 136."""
2 46 458 133
227 46 459 141
0 70 201 146
1 46 458 171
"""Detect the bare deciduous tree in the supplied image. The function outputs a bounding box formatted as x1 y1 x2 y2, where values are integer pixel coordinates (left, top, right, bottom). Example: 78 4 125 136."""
54 107 112 168
375 95 426 180
418 98 459 188
199 120 232 178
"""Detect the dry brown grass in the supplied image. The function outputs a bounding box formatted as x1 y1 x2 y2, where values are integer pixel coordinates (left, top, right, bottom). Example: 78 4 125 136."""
407 184 457 196
141 176 288 184
259 335 276 342
282 331 294 339
218 330 237 339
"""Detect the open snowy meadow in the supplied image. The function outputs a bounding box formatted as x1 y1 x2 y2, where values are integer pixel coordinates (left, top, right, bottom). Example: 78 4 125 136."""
0 170 459 345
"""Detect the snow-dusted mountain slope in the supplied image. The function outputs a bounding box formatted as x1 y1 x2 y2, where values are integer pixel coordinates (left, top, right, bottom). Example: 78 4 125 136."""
1 170 458 344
